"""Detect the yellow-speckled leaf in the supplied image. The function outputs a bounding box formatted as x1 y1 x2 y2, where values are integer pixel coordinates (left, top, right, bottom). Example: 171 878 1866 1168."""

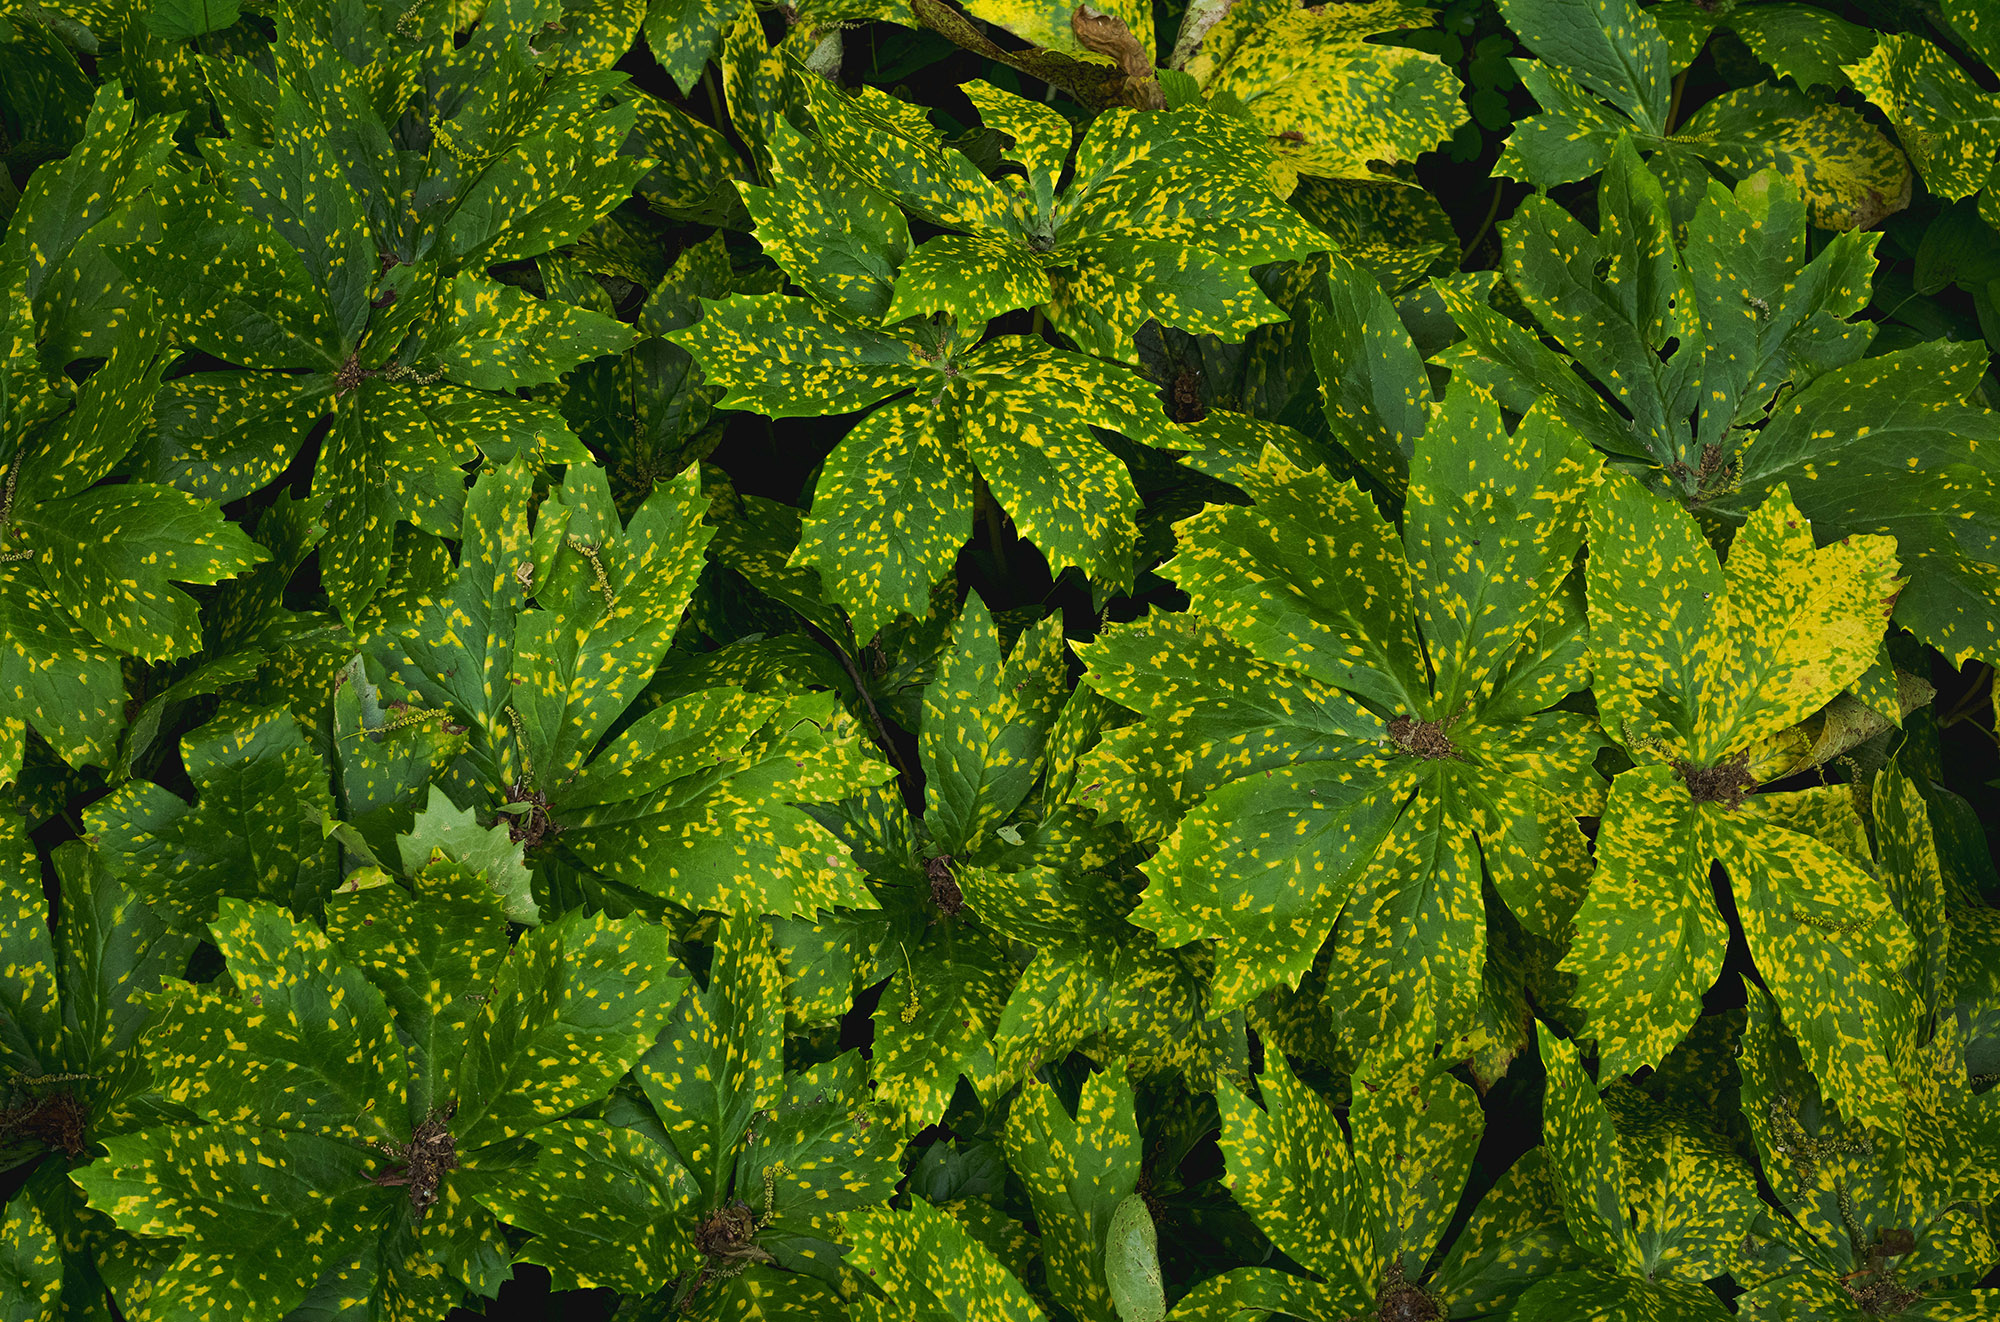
1214 1048 1373 1305
884 233 1054 329
1678 84 1913 231
743 116 911 323
962 80 1074 217
1718 788 1917 1132
1845 32 2000 203
1568 762 1919 1127
85 705 336 932
869 922 1015 1130
433 273 638 393
961 0 1151 62
799 77 1019 237
1001 1064 1142 1322
666 291 932 419
1134 756 1408 1011
957 338 1178 596
143 898 407 1143
455 907 682 1148
0 810 58 1078
1187 0 1466 186
1602 1083 1764 1283
509 464 712 781
1404 390 1598 715
1562 765 1726 1078
844 1197 1047 1322
324 862 513 1117
1493 0 1673 132
14 481 268 664
920 598 1068 856
643 0 735 93
1689 484 1900 763
1349 1027 1483 1276
1167 448 1425 712
1432 1149 1592 1316
1737 992 2000 1314
1325 783 1488 1053
553 686 892 917
634 911 779 1202
479 1118 697 1294
792 395 973 642
1539 1033 1643 1269
0 561 125 789
72 1123 381 1321
0 1191 61 1322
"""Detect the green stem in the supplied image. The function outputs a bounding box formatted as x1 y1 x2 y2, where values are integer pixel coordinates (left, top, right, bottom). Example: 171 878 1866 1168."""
1664 69 1689 136
1458 181 1506 267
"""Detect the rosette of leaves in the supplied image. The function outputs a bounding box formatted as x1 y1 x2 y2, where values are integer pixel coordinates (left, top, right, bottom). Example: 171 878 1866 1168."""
1 84 268 788
1436 142 2000 668
1513 1033 1762 1319
1493 0 1908 228
1075 377 1604 1056
1165 0 1468 195
1 815 192 1187
798 596 1222 1130
792 75 1329 363
670 122 1199 639
369 459 894 920
1169 1021 1583 1321
1564 472 1919 1130
72 877 682 1320
120 4 647 626
1736 999 2000 1318
482 911 899 1314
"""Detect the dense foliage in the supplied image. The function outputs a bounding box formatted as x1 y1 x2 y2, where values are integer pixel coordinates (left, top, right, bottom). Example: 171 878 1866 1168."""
2 0 1999 1318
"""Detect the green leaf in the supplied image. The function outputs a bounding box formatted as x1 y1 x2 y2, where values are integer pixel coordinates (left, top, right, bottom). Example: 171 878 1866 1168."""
844 1197 1048 1322
802 80 1325 362
1718 340 2000 668
1725 5 1877 91
13 482 267 662
1497 0 1673 134
1677 85 1913 232
72 1123 382 1321
324 861 511 1115
1001 1064 1142 1322
869 921 1015 1129
632 911 779 1205
0 1191 62 1322
677 298 1182 636
86 704 336 931
920 599 1068 857
1845 31 2000 204
643 0 736 95
1737 991 2000 1316
1510 1267 1731 1320
1178 0 1467 190
1104 1195 1164 1322
1214 1037 1481 1312
432 273 639 393
742 116 912 324
0 561 125 789
451 906 682 1147
394 789 538 926
1307 251 1430 492
476 1118 697 1293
